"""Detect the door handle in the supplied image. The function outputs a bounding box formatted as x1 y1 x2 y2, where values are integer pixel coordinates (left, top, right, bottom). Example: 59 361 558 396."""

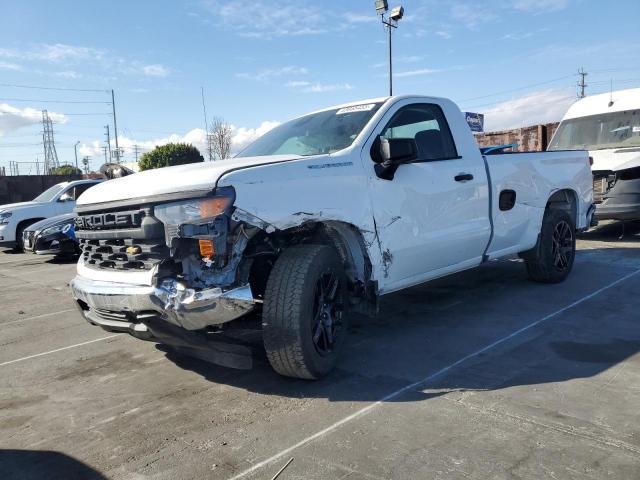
454 173 474 182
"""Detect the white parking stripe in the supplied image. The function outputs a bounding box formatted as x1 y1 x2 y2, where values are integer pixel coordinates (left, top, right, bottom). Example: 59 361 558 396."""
1 309 76 327
0 335 120 367
228 268 640 480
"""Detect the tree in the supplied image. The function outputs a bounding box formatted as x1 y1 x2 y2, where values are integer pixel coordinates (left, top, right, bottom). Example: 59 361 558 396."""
138 143 204 171
51 164 82 175
209 117 233 160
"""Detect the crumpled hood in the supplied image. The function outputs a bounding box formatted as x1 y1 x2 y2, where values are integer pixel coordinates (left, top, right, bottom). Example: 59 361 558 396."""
591 148 640 172
77 154 300 206
0 201 38 213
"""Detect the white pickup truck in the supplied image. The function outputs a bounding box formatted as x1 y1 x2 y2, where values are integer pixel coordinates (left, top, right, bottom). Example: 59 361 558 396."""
0 179 102 250
71 95 594 379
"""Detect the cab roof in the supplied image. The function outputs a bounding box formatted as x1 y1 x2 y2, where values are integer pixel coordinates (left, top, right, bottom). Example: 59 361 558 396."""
562 87 640 120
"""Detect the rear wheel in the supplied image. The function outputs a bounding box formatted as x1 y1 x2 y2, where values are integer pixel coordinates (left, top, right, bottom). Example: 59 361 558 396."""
262 244 348 379
525 209 575 283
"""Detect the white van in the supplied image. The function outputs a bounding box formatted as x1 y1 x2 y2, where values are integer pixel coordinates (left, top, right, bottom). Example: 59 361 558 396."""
548 87 640 220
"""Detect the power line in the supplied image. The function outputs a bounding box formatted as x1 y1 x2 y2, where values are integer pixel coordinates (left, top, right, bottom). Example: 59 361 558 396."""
0 82 109 93
59 112 113 116
456 75 574 103
0 97 111 104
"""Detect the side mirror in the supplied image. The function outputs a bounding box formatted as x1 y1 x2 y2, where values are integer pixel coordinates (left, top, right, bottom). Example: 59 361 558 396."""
373 137 418 180
58 192 74 202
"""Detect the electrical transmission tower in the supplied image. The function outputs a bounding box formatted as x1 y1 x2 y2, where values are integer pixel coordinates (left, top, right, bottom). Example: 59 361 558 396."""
577 68 588 98
133 144 141 162
42 110 60 174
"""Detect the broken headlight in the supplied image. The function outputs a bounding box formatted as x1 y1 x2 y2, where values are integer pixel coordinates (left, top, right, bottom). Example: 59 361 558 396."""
154 189 235 258
154 191 234 227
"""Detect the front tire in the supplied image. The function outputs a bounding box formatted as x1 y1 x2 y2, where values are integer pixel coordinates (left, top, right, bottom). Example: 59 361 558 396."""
262 244 348 379
14 224 28 251
525 209 576 283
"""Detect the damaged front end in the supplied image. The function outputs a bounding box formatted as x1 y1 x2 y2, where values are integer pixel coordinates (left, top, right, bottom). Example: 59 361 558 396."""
593 166 640 220
71 186 262 339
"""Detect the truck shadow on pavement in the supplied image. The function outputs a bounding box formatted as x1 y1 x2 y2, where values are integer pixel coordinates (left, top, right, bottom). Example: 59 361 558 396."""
0 449 107 480
157 229 640 403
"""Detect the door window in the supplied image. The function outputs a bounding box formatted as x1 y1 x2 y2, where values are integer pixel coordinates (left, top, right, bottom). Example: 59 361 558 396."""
381 104 458 161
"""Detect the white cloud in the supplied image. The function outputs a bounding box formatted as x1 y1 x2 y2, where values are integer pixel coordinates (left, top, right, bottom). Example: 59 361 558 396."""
201 0 327 38
450 4 498 29
284 80 311 88
232 121 281 151
511 0 570 13
480 89 575 131
285 81 353 93
0 43 170 78
0 103 66 136
142 64 170 77
502 32 534 40
395 68 442 78
237 65 308 81
344 13 376 24
79 121 281 160
0 61 22 71
435 30 452 39
0 44 104 63
54 70 81 79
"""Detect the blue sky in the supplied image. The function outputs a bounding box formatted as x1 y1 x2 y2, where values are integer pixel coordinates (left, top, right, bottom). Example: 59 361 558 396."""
1 0 639 172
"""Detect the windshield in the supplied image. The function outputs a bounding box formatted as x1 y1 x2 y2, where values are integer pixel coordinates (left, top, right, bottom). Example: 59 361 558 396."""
237 103 383 158
548 109 640 151
34 184 66 202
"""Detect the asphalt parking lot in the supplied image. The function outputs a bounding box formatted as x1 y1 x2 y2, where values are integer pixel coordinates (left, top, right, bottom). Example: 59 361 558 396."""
1 221 639 480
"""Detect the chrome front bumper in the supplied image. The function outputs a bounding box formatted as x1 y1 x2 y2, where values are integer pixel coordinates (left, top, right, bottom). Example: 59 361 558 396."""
71 275 255 332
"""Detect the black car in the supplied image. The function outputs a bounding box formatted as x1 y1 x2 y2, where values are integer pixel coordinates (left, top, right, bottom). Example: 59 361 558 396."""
22 214 79 257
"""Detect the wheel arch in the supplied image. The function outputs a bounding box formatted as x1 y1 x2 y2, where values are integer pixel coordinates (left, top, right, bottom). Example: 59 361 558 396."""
16 217 46 233
242 219 375 304
546 189 578 228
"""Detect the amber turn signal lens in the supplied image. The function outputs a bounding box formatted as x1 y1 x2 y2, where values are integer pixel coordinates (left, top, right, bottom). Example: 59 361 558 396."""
199 197 231 217
199 239 214 258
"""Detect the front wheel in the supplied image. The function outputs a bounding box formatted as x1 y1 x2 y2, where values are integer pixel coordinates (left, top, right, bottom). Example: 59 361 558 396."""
525 209 576 283
262 244 349 379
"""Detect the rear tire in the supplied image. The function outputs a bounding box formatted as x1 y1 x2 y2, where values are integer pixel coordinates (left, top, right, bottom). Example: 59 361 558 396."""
525 209 576 283
262 244 349 379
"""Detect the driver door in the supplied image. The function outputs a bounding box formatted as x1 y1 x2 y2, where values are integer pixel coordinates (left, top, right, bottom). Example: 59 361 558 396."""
362 101 491 293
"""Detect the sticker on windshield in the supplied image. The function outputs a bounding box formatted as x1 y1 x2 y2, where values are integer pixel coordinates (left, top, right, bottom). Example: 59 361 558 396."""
336 104 376 115
633 126 640 133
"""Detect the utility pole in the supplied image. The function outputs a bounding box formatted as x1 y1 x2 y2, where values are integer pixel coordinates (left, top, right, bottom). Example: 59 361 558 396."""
375 2 405 97
201 86 214 161
577 68 588 98
102 146 108 163
104 125 111 162
111 89 120 163
133 144 141 162
74 141 80 169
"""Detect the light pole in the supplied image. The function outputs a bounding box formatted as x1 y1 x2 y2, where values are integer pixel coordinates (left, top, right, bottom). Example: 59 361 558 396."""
375 1 404 96
74 141 80 169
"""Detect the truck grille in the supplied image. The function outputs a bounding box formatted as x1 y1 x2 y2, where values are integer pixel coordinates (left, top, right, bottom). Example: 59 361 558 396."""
79 238 168 270
75 207 169 271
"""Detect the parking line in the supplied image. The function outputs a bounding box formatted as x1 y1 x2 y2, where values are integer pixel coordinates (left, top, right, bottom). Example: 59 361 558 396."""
228 268 640 480
0 335 120 367
1 309 76 327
